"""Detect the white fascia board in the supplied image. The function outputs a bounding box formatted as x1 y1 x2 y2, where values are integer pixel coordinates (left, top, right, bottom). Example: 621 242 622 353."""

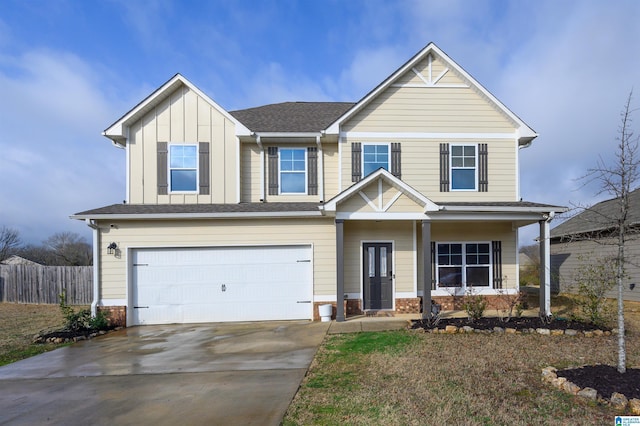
438 205 568 213
426 212 550 222
336 212 426 220
103 74 251 142
253 132 323 138
340 131 517 140
70 211 324 221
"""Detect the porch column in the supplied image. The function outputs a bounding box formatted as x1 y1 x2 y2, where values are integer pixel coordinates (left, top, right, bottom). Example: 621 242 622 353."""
421 220 432 319
336 219 346 322
539 218 551 317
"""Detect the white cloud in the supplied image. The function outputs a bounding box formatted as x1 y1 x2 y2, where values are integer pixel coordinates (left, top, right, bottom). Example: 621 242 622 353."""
0 49 124 244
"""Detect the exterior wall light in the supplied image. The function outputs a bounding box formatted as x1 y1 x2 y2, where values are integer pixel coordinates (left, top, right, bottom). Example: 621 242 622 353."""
107 242 118 255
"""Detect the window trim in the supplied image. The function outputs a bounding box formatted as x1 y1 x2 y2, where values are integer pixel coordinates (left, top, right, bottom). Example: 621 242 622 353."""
435 241 492 292
278 147 308 195
449 143 478 191
168 143 199 194
361 142 391 178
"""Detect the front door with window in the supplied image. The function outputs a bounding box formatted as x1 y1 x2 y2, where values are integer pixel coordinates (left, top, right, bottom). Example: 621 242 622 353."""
363 242 393 310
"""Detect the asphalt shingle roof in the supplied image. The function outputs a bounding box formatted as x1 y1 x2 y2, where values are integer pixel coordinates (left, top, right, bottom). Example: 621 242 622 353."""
74 203 322 216
550 188 640 238
229 102 355 133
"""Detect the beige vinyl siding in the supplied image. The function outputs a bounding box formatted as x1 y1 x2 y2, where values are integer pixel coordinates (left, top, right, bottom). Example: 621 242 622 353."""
128 84 238 204
386 193 424 213
428 222 518 290
343 54 516 134
337 178 424 213
240 142 262 202
341 138 517 201
98 218 336 300
343 221 414 295
551 239 640 302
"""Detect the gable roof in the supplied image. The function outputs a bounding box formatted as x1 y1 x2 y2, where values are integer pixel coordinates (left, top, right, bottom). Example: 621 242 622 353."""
103 74 251 144
325 42 537 145
321 168 439 214
550 188 640 239
230 102 354 133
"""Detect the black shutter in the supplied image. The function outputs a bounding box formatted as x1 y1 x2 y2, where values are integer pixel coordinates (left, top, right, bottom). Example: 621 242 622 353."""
431 241 437 290
199 142 210 195
440 143 450 192
492 240 502 289
157 142 168 195
267 146 279 195
391 143 401 178
307 147 318 195
351 142 362 182
478 143 488 192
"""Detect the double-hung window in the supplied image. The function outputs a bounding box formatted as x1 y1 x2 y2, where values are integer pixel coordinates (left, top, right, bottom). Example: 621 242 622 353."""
437 242 491 289
451 145 477 190
169 144 198 192
280 148 306 194
362 144 389 176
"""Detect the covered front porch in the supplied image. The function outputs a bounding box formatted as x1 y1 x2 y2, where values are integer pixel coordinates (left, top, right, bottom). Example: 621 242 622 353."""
319 169 565 322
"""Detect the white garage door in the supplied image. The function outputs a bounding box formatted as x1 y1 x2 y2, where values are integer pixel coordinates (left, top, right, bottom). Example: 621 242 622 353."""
131 245 313 325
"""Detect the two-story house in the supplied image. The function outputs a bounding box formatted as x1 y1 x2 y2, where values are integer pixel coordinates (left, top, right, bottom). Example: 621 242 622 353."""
73 43 565 326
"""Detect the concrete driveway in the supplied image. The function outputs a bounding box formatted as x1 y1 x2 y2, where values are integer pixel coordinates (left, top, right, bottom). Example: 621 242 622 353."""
0 321 329 425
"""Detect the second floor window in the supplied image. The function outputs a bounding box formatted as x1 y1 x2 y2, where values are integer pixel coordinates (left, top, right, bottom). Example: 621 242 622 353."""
363 144 389 176
169 144 198 192
280 148 306 193
451 144 476 190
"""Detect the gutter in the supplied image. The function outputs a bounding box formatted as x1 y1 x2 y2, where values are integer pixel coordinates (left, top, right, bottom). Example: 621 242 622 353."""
71 210 324 221
86 219 100 317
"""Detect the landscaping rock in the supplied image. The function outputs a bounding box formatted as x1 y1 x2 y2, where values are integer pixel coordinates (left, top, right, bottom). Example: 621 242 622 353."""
461 326 474 333
550 329 564 336
577 387 598 400
593 330 604 337
505 328 517 334
583 331 594 337
493 327 505 333
562 381 581 394
541 367 558 383
565 329 578 336
629 398 640 415
552 377 567 389
610 392 628 410
445 325 458 334
536 328 551 335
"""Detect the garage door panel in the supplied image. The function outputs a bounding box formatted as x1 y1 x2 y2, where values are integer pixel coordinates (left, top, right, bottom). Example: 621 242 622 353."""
131 245 313 325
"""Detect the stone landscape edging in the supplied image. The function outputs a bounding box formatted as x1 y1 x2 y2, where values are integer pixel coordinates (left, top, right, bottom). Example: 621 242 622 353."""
542 366 640 414
408 322 615 336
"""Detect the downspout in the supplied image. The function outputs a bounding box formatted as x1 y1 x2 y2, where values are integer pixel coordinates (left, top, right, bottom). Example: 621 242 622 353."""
256 134 265 201
316 135 324 201
86 219 100 317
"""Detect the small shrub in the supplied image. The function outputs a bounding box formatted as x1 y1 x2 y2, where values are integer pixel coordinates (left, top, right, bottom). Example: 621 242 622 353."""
58 291 109 332
570 256 616 327
463 288 487 322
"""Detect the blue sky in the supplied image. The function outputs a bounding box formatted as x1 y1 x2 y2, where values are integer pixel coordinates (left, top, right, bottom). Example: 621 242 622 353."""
1 0 639 245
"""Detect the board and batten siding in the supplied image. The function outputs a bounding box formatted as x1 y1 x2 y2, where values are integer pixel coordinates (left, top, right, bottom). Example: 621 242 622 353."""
550 238 640 303
97 218 336 300
128 84 238 204
343 221 415 295
340 138 517 201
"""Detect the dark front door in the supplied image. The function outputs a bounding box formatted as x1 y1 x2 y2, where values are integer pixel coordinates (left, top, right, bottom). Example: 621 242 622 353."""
363 242 393 310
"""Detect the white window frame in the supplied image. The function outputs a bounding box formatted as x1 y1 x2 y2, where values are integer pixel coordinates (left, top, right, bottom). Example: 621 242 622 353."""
168 143 199 194
450 143 478 191
435 241 492 293
278 147 308 195
361 142 391 177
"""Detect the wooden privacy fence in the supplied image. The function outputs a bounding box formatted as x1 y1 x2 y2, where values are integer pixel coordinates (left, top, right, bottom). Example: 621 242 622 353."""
0 265 93 305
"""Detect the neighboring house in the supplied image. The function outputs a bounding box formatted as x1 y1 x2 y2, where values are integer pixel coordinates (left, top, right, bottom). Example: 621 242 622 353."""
550 189 640 302
72 43 565 327
0 255 42 266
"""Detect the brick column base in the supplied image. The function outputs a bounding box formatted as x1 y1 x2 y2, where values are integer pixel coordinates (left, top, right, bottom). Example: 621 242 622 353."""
98 306 126 327
395 298 421 314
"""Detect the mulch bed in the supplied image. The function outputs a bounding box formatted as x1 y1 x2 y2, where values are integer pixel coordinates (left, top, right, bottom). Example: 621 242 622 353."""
557 365 640 400
35 326 117 343
410 316 610 332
